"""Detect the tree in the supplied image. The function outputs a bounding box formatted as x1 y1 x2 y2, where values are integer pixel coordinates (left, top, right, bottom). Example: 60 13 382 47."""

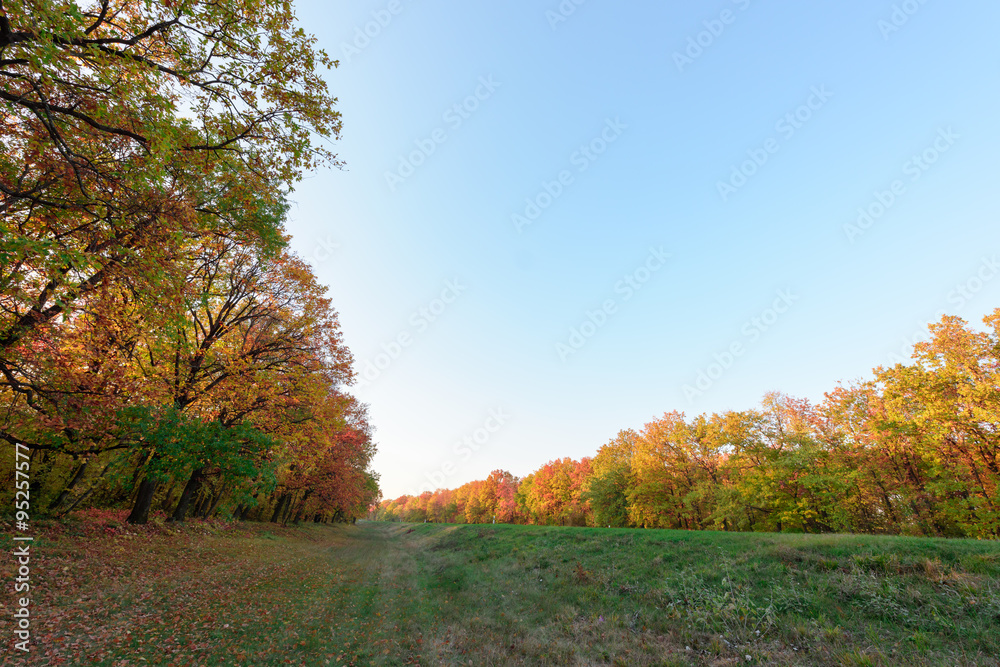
274 393 378 524
1 0 340 371
369 310 1000 539
628 412 713 530
516 458 591 526
584 430 637 527
479 469 520 523
875 313 1000 537
818 383 904 534
117 406 274 524
122 237 355 523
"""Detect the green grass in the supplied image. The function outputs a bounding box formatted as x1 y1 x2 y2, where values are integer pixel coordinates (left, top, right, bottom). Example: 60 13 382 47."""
402 523 1000 666
6 519 999 665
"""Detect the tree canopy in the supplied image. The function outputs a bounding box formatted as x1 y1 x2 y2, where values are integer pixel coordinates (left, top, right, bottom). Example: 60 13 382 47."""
1 0 379 525
379 311 1000 539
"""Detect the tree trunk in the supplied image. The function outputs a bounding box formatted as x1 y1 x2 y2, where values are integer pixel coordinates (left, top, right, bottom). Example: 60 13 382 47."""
169 467 205 522
48 459 89 512
291 490 311 524
127 478 159 524
270 492 290 523
203 490 225 519
160 483 179 512
58 461 115 517
278 492 294 525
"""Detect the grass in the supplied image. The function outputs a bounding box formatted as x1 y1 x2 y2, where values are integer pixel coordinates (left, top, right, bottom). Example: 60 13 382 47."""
3 517 999 665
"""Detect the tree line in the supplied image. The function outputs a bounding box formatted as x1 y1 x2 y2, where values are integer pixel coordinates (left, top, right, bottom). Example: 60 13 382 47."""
378 312 1000 539
0 1 379 523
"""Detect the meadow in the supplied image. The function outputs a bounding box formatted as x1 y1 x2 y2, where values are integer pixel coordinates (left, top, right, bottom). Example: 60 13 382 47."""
5 516 1000 666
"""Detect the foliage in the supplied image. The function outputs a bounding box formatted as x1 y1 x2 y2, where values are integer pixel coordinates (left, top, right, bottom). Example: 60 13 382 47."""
380 311 1000 539
114 405 275 487
0 0 379 525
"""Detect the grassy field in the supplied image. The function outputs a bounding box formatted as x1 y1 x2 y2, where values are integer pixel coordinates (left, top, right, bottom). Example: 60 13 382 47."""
3 517 1000 666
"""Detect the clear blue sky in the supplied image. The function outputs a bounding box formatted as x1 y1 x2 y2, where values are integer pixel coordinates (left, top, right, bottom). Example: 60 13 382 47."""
285 0 1000 499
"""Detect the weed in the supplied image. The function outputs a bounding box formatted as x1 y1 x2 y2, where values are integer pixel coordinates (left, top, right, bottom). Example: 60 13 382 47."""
839 649 879 666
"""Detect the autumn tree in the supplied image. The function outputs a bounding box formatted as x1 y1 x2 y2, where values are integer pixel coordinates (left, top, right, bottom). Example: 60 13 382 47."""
875 313 1000 537
0 0 341 361
817 383 905 534
374 309 1000 539
270 393 377 524
516 458 592 526
116 235 355 523
0 215 378 525
478 469 520 523
627 412 720 530
584 430 637 528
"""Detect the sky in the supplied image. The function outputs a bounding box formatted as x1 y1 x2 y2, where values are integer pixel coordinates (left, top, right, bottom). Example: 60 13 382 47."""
282 0 1000 500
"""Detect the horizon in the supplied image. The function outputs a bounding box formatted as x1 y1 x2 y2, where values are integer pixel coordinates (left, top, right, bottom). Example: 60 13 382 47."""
284 0 1000 499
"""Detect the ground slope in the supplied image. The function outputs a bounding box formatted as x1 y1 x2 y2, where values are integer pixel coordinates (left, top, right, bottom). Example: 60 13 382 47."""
3 519 999 665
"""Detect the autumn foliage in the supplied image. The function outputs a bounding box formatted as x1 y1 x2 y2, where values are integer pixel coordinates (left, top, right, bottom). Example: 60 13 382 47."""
379 312 1000 539
0 1 379 523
